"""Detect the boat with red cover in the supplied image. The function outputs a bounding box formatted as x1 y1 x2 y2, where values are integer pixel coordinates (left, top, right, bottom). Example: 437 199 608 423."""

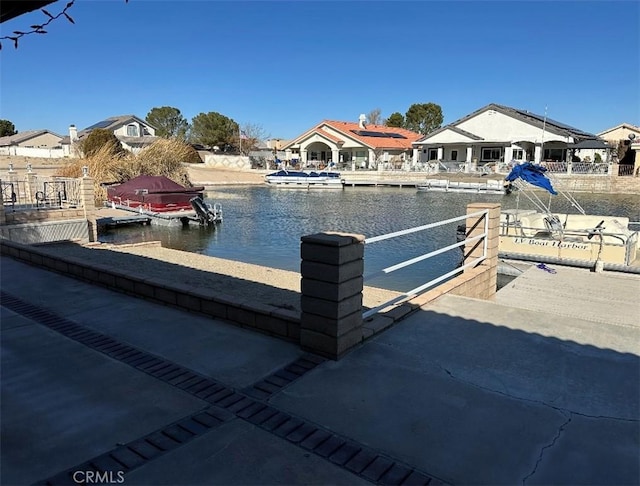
106 175 205 213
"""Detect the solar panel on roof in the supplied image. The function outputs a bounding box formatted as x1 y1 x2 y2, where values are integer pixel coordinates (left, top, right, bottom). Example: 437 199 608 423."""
350 130 407 139
85 120 113 130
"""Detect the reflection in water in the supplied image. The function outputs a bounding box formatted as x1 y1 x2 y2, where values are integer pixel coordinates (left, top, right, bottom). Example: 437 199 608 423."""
99 187 640 291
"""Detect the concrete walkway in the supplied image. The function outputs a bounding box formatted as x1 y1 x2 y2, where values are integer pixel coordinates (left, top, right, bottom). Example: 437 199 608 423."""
1 256 638 485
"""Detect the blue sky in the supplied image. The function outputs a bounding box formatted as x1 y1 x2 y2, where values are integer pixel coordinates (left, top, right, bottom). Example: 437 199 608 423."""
1 0 638 140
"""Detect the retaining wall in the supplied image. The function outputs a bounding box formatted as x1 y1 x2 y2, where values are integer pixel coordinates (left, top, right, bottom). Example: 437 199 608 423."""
0 202 500 359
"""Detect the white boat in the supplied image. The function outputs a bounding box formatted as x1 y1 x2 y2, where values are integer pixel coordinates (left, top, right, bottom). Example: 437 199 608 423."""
264 170 345 189
499 209 639 270
497 163 640 271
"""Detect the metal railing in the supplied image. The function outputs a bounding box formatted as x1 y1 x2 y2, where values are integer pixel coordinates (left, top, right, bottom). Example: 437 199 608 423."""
361 209 489 319
1 177 83 210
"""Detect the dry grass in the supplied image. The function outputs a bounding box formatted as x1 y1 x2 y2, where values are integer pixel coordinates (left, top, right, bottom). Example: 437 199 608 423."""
55 139 199 204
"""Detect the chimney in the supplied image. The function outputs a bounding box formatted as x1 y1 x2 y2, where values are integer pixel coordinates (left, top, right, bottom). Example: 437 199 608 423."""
358 114 367 129
69 124 78 142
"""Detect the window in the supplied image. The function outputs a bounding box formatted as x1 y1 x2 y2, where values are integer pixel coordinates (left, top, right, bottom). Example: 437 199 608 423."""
126 124 138 137
451 150 458 161
428 149 438 160
543 148 565 161
482 147 501 160
512 149 524 160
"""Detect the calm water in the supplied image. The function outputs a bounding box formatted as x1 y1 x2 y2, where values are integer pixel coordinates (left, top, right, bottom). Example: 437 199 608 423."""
99 187 640 292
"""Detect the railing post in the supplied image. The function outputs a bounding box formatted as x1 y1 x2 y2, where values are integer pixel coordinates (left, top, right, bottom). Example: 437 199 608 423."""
300 232 364 359
0 186 5 225
463 203 501 290
26 172 38 205
80 177 97 242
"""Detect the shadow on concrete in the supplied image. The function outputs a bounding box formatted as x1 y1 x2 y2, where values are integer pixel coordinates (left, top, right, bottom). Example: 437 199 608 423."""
270 301 640 485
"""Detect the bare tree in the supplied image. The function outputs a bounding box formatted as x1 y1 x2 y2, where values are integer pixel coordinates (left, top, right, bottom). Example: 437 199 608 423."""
238 122 270 156
366 108 385 126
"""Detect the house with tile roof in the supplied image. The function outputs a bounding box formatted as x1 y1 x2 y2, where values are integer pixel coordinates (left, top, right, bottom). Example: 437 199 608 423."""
412 103 606 171
282 115 423 169
61 115 158 156
597 123 640 144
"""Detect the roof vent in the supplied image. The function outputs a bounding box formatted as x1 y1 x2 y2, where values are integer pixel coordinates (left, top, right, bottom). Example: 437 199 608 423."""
358 114 367 129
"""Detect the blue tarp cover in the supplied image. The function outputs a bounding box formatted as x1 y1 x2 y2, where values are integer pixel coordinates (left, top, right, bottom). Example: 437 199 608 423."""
505 162 557 195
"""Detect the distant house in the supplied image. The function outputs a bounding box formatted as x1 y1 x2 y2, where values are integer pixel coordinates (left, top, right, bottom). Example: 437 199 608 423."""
412 104 606 169
0 130 64 157
282 115 422 169
0 129 62 150
61 115 158 156
597 123 640 144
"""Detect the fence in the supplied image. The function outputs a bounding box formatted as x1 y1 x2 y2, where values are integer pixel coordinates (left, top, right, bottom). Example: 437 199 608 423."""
1 177 83 210
360 209 488 319
299 203 500 359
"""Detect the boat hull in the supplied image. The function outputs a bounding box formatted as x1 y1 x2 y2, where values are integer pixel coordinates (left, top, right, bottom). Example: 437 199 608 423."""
264 170 344 189
497 210 639 267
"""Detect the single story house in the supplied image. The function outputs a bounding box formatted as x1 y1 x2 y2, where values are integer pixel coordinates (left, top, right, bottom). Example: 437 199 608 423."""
0 129 64 158
0 129 62 150
61 115 158 156
282 115 423 169
412 104 606 170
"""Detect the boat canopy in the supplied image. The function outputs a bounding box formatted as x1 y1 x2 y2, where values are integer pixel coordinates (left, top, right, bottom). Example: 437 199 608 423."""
505 162 557 195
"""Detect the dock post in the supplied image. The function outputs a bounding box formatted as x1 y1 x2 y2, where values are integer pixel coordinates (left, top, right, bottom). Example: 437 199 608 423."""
300 232 365 359
462 202 501 297
80 176 97 242
0 189 5 225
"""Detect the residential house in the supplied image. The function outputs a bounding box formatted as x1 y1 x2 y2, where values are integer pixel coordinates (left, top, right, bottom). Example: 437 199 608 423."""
61 115 158 156
412 104 606 171
0 129 63 149
597 123 640 169
0 130 63 156
282 115 422 169
597 123 640 144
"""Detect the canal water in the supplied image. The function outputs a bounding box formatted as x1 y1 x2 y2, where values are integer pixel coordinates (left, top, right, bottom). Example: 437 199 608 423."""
99 187 639 292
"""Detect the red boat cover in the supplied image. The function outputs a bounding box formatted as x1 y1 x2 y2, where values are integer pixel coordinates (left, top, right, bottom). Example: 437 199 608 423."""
107 175 204 197
106 175 205 212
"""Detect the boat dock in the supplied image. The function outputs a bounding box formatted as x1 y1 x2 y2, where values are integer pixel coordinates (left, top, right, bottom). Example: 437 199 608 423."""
340 174 506 193
96 204 222 229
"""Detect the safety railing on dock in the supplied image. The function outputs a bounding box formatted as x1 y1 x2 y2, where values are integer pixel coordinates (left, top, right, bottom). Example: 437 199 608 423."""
1 177 83 210
361 209 489 319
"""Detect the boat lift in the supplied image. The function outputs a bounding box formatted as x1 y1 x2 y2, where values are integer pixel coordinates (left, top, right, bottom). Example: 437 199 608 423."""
189 197 223 226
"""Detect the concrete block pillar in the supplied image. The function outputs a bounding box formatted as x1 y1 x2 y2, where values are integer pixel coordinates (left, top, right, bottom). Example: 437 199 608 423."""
463 202 501 271
26 173 38 204
80 177 97 242
300 232 365 360
0 189 5 225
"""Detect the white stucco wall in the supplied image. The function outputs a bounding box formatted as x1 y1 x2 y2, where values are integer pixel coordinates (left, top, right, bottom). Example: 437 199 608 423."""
417 128 475 144
113 121 155 138
458 110 569 143
0 147 67 158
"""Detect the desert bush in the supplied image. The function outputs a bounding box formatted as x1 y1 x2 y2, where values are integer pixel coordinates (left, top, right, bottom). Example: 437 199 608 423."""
81 128 126 157
55 138 196 204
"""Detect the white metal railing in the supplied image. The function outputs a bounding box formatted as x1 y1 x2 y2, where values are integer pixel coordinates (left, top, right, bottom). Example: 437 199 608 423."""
1 177 83 210
362 209 489 319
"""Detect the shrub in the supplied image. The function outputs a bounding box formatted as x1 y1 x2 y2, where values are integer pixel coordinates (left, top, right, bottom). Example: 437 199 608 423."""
81 128 126 157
